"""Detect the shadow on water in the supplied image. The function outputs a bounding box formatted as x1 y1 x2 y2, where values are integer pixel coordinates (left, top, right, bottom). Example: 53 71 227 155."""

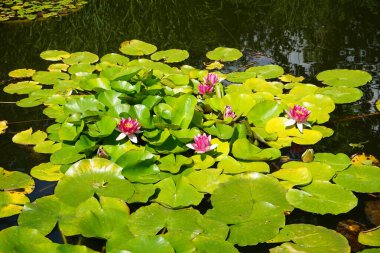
0 0 380 252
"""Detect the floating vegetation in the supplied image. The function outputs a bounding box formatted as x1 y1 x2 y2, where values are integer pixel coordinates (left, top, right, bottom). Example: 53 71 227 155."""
0 0 87 22
1 39 379 252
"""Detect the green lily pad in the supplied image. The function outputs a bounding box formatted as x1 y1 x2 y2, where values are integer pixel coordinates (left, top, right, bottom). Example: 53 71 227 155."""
101 53 130 66
300 94 335 124
0 121 7 135
246 65 284 79
232 138 280 161
204 123 234 140
185 168 224 193
68 63 96 75
271 167 312 186
0 191 30 218
312 125 334 138
116 235 175 253
206 47 243 62
48 63 70 72
358 227 380 246
154 177 204 208
333 165 380 193
0 226 56 253
282 161 336 181
62 51 99 65
314 153 351 172
50 146 85 165
3 81 41 94
218 156 270 174
286 128 323 145
151 49 189 63
8 68 36 78
247 100 284 127
269 224 350 253
32 71 70 85
119 39 157 56
286 180 357 214
157 154 192 173
12 128 47 145
0 168 34 194
288 84 318 99
55 158 134 206
206 174 290 246
191 154 216 170
226 71 257 83
30 162 63 181
317 69 372 87
317 86 363 104
40 50 70 61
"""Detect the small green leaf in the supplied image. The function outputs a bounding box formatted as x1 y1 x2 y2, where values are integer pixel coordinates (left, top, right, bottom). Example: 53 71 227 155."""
206 47 243 62
119 40 157 56
12 128 47 145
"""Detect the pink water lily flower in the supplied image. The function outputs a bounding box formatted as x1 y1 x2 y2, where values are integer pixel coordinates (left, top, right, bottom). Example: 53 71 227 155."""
223 105 236 120
116 117 141 143
284 105 311 133
186 133 218 153
198 83 214 95
203 73 219 86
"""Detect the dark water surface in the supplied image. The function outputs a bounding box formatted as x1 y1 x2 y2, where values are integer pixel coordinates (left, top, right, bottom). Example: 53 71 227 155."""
0 0 379 251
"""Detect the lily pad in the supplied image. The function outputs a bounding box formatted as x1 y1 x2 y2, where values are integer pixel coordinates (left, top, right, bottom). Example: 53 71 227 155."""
32 71 70 85
317 69 372 87
62 52 99 65
271 167 312 186
3 81 41 94
0 191 30 218
154 177 204 208
0 121 7 134
40 50 70 61
206 47 243 62
119 39 157 56
314 153 351 172
12 128 47 145
8 68 36 78
246 65 284 79
247 100 284 127
30 162 63 181
151 49 189 63
101 53 130 66
269 224 350 253
218 156 270 174
300 94 335 124
358 227 380 246
333 165 380 193
55 158 134 206
282 161 336 181
317 86 363 104
286 180 357 214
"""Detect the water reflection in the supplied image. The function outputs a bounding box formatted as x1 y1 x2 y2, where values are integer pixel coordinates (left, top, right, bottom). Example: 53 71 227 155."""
0 0 379 168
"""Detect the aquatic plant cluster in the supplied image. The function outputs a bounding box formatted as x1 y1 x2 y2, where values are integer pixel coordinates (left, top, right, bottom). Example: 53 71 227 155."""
0 0 87 21
1 39 379 252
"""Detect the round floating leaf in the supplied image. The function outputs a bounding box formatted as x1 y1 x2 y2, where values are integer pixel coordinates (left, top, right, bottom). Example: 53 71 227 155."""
282 161 336 181
8 68 36 78
192 236 238 253
232 138 280 161
247 100 284 127
154 177 204 208
185 169 224 193
312 125 334 138
101 53 130 65
18 195 61 235
3 81 41 94
33 140 62 154
279 74 304 83
300 94 335 124
286 128 323 145
317 86 363 104
48 63 70 72
12 128 47 145
120 235 175 253
40 50 70 61
317 69 372 87
358 227 380 246
0 168 34 193
63 52 99 65
269 224 350 253
0 191 30 218
204 123 234 140
246 65 284 79
50 146 85 165
68 63 96 75
289 84 318 99
55 158 134 206
0 226 56 253
119 40 157 56
32 71 70 85
271 167 312 186
206 47 243 62
226 71 257 83
314 153 351 172
30 162 63 181
333 165 380 193
286 180 357 214
218 156 270 174
151 49 189 63
157 154 192 174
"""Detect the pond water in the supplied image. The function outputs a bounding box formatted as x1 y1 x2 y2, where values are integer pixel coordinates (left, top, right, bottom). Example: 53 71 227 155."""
0 0 379 252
